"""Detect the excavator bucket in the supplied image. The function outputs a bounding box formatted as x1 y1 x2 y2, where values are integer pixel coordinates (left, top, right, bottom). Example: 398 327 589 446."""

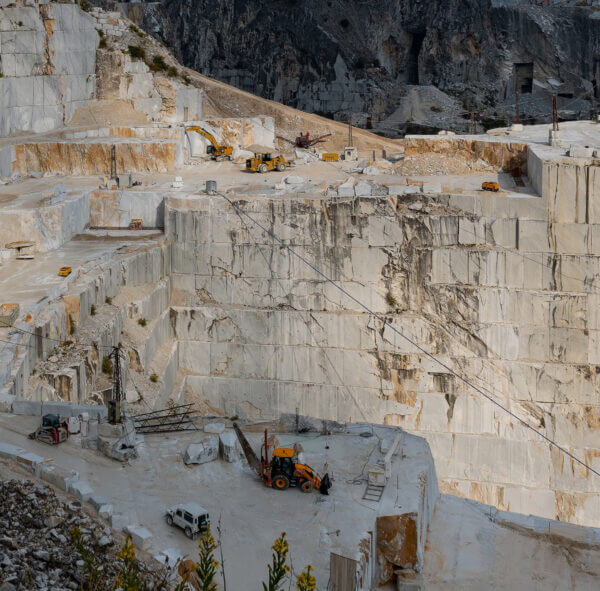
233 422 262 476
319 473 332 495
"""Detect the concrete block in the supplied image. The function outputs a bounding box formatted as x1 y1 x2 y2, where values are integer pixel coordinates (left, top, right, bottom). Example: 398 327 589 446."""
183 435 218 465
125 525 153 551
110 513 129 532
12 398 42 415
0 442 25 460
68 479 93 501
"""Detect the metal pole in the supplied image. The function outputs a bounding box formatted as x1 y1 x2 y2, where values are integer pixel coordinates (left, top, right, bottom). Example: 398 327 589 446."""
110 145 117 180
515 90 520 124
552 94 559 131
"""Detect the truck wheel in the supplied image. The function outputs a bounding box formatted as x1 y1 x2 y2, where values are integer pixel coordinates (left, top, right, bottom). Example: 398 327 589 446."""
259 163 269 173
166 515 173 526
277 162 286 172
273 475 290 490
300 480 313 493
185 526 193 539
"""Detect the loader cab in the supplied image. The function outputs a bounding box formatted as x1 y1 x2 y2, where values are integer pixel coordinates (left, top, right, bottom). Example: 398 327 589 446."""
271 448 296 478
271 447 296 479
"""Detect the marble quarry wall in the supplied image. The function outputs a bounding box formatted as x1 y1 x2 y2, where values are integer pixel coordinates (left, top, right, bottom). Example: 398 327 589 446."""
185 116 275 159
0 2 98 136
163 150 600 526
0 242 171 409
0 1 202 137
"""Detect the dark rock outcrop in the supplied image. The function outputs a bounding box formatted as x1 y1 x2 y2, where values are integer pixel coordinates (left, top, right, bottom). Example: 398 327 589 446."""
117 0 599 127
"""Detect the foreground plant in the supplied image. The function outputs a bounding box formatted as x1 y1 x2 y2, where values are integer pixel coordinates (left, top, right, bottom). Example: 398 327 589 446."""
262 532 290 591
116 537 142 591
196 526 219 591
297 565 317 591
71 527 105 591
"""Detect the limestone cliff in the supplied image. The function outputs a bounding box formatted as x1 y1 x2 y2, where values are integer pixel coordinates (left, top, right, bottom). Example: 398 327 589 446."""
121 0 600 129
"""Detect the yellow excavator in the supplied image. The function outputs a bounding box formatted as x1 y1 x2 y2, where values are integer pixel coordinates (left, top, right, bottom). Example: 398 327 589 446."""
233 423 331 494
186 126 233 160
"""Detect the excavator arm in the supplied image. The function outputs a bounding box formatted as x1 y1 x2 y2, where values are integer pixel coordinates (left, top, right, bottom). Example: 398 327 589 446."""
276 135 297 146
308 133 332 146
186 126 220 151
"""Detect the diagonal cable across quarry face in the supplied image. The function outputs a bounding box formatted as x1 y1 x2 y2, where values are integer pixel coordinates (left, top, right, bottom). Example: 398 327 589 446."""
214 190 600 480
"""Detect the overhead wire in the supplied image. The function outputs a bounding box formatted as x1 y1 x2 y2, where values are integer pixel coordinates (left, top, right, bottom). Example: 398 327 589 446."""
212 189 600 479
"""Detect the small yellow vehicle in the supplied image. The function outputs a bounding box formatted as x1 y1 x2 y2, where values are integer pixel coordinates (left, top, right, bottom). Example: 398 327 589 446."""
58 267 72 277
482 181 500 192
246 152 291 173
321 153 340 162
128 218 143 230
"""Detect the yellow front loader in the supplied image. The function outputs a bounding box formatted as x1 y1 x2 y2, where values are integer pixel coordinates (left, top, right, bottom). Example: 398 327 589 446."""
245 152 291 173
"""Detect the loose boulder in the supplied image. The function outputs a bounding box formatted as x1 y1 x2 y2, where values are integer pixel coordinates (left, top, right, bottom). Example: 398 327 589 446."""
184 435 219 465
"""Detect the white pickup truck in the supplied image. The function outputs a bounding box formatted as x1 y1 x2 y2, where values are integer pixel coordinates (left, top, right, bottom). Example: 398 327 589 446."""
166 502 210 539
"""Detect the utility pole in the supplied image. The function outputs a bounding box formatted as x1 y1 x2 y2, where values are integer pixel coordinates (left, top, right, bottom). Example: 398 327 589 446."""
552 94 559 131
110 144 117 181
549 93 561 146
348 118 353 146
470 112 477 134
515 90 520 125
108 344 123 424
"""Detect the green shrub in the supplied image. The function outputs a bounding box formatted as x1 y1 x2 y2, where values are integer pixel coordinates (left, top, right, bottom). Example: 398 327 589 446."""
138 318 147 327
385 292 398 309
105 296 112 305
80 0 92 12
102 356 113 376
90 304 96 316
98 38 107 49
128 45 145 60
149 373 158 383
148 54 167 72
167 66 178 77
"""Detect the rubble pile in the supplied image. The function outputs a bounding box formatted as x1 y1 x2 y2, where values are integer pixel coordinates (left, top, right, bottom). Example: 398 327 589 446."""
0 480 164 590
394 152 495 176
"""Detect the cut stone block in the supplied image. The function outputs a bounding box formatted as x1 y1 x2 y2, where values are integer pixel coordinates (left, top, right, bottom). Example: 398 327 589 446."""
42 401 74 417
183 435 218 465
125 525 153 551
204 422 225 434
0 442 25 460
354 181 372 196
89 494 109 511
110 513 129 532
68 479 93 502
16 452 52 472
12 398 42 415
98 504 114 519
39 464 78 492
219 431 242 462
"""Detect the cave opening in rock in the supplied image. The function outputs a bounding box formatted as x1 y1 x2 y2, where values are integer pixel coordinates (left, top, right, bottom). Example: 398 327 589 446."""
407 31 425 85
514 62 534 94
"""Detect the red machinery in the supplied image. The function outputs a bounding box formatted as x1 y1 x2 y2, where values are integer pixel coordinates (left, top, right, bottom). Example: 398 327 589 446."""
277 131 332 149
28 414 69 445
